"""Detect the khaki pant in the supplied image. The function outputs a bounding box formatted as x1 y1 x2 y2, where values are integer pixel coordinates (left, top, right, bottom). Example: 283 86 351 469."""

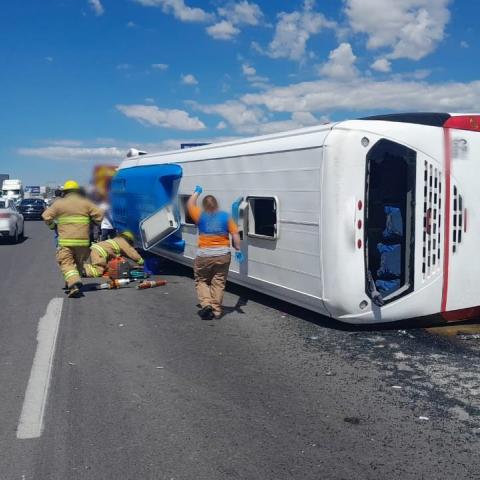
56 246 90 287
194 253 231 316
84 249 107 278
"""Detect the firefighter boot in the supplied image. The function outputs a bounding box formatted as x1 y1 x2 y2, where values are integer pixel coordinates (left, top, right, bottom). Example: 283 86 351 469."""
68 282 84 298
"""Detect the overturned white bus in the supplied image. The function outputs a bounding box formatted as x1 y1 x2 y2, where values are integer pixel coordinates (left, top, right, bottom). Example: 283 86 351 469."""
112 113 480 324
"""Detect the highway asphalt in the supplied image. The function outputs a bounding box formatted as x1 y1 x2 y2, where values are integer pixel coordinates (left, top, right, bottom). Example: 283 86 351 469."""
0 221 479 480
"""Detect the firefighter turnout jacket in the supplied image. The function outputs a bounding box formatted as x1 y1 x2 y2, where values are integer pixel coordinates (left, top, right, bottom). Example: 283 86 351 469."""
42 192 104 247
84 236 144 278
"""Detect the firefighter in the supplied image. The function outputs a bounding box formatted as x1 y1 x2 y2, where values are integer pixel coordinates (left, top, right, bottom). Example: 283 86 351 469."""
83 231 144 278
42 180 104 297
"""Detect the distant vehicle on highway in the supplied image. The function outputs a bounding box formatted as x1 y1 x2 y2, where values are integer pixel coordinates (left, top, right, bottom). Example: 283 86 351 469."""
112 113 480 325
1 179 23 205
0 199 25 243
18 198 46 220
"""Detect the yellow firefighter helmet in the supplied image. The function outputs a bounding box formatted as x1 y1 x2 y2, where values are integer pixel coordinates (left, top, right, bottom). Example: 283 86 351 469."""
63 180 80 191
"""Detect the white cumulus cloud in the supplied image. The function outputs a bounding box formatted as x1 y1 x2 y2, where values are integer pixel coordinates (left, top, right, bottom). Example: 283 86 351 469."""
265 0 336 61
191 100 265 133
218 1 263 26
206 20 240 40
242 63 256 76
241 77 480 114
88 0 105 16
190 100 320 135
207 1 263 41
345 0 451 61
134 0 213 23
181 73 198 85
116 104 205 130
318 43 358 79
371 58 392 73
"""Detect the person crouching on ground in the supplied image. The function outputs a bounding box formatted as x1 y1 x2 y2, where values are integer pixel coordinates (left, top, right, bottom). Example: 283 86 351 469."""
187 186 244 320
83 230 144 278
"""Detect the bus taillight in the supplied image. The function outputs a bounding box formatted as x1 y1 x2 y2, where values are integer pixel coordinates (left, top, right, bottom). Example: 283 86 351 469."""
443 115 480 132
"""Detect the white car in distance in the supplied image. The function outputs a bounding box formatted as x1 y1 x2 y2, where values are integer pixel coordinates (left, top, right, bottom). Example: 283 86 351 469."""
0 199 25 243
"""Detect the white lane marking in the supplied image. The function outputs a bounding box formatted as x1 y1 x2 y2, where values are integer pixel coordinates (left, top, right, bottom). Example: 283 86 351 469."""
17 298 64 439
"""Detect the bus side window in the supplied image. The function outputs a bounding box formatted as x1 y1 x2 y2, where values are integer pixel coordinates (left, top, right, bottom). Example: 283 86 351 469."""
247 196 278 239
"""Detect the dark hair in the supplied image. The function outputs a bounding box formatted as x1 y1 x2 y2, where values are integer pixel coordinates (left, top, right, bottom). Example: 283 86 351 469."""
202 195 218 212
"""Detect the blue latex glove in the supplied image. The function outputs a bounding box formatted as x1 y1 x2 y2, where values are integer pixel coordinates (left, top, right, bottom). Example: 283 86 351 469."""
235 251 245 263
194 185 203 194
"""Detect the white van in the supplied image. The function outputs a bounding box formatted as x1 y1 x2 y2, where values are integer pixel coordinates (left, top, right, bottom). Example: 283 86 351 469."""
114 113 480 324
1 179 23 204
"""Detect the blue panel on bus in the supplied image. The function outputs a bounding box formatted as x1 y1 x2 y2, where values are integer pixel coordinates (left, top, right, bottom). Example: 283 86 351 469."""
110 164 185 252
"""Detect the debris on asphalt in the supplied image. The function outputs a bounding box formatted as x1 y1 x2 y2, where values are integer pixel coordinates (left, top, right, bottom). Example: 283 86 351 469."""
136 279 168 290
418 416 429 421
97 278 134 290
325 371 335 376
392 385 402 389
118 323 125 327
308 336 319 340
67 362 76 366
155 366 164 369
344 417 361 425
457 333 480 340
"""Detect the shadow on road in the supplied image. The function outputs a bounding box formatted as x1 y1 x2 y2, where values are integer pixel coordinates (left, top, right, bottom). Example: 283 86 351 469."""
0 235 29 245
152 257 476 333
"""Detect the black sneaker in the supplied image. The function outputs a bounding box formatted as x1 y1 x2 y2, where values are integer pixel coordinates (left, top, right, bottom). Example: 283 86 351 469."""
199 305 214 320
68 282 83 298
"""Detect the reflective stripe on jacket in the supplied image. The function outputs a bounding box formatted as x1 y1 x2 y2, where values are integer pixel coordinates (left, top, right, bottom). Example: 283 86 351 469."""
59 238 90 247
90 236 143 263
42 193 104 247
106 239 121 255
91 243 109 258
57 215 90 225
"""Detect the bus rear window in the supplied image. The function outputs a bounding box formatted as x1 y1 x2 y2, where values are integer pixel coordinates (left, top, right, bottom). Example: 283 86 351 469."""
365 139 416 303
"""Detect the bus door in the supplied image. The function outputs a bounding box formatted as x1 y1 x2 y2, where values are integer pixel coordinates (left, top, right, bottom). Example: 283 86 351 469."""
365 139 418 305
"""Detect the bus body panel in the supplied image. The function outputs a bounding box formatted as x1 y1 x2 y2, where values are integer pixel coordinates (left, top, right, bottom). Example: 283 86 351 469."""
118 125 332 318
321 121 447 322
114 114 480 324
175 146 328 309
445 128 480 313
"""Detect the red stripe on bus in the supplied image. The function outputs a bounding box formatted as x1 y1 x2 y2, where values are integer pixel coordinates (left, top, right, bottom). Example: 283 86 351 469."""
441 128 452 312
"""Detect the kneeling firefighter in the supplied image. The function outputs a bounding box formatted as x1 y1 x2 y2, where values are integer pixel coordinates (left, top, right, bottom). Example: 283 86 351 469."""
83 231 144 278
42 180 104 297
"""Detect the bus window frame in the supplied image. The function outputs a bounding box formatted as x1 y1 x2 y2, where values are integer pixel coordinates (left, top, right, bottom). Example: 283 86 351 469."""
364 138 417 305
178 194 196 226
246 196 279 240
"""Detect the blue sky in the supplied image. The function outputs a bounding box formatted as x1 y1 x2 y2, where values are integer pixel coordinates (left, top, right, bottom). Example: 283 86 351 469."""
1 0 479 185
